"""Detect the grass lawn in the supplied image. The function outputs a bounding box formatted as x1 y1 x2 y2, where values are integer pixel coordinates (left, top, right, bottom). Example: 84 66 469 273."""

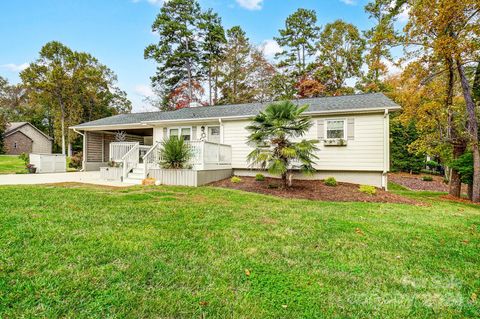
0 155 26 174
0 184 479 318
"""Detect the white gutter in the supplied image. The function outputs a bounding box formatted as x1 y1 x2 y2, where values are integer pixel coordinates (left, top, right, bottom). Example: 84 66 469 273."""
72 128 86 172
382 109 389 190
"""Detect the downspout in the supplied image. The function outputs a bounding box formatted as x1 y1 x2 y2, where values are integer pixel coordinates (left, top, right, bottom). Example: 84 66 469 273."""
73 128 86 172
218 118 224 144
383 109 389 190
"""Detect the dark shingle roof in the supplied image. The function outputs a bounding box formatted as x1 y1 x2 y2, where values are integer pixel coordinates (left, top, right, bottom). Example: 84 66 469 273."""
73 93 400 128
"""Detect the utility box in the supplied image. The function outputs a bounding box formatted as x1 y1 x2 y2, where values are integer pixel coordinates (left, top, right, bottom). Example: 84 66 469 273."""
29 153 67 173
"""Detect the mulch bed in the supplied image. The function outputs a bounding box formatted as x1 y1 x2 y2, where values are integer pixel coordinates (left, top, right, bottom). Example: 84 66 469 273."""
440 194 480 206
210 177 422 205
389 172 468 194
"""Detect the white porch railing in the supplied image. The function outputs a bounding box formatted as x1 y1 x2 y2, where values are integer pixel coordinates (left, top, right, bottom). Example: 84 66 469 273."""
109 140 232 181
109 142 138 162
186 141 232 170
142 142 161 179
122 143 140 179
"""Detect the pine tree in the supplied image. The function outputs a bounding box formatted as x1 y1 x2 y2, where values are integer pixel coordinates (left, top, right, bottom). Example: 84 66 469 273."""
199 9 226 105
217 26 254 104
274 8 319 79
145 0 203 107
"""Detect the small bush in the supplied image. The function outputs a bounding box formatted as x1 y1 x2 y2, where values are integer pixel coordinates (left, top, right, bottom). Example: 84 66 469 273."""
255 173 265 181
268 183 279 189
69 152 83 169
421 175 433 182
359 185 376 195
159 137 192 169
19 153 29 166
324 177 337 187
231 176 242 183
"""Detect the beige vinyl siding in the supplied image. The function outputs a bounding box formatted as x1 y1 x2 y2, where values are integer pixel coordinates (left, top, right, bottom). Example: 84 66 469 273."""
17 125 52 154
222 112 386 171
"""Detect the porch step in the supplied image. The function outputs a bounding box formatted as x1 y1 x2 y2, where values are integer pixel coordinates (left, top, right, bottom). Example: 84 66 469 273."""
132 168 145 174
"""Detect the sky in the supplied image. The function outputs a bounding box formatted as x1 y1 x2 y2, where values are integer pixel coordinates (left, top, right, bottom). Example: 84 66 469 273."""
0 0 396 112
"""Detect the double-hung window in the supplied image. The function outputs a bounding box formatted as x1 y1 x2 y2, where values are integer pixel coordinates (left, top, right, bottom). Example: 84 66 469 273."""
169 127 191 141
325 119 346 140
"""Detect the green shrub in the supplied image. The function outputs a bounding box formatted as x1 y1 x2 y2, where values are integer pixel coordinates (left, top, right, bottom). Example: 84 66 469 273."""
19 153 29 166
324 177 337 187
421 175 433 182
159 137 192 169
420 169 441 176
359 185 376 195
268 183 279 189
255 173 265 181
68 152 83 169
231 176 242 183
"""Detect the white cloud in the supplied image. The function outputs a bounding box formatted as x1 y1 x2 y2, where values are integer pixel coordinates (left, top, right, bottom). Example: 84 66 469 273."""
259 39 281 59
397 5 410 22
0 63 28 72
236 0 263 10
134 84 155 98
340 0 357 5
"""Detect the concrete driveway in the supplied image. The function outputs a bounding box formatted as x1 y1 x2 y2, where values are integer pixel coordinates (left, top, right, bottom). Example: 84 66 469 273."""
0 171 135 187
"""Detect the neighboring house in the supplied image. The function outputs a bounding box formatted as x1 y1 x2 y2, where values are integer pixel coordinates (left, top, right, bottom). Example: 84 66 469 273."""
4 122 53 155
71 93 401 188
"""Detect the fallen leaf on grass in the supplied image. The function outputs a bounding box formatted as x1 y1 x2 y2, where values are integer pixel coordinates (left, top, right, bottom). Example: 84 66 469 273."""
282 305 288 309
199 301 208 306
355 228 365 236
462 239 469 244
245 269 251 277
471 293 477 302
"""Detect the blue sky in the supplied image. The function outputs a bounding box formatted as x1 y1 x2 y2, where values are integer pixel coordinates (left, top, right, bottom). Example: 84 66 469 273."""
0 0 385 112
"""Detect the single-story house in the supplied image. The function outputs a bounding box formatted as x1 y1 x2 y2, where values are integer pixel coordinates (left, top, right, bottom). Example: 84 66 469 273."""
71 93 401 188
4 122 53 155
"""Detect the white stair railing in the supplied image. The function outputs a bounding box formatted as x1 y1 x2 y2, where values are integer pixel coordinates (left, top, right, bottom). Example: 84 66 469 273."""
121 143 140 180
142 142 161 179
110 142 138 162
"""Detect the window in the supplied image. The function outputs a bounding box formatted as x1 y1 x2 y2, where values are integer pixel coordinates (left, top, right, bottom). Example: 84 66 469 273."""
14 142 18 149
207 126 220 143
326 119 346 139
168 127 191 141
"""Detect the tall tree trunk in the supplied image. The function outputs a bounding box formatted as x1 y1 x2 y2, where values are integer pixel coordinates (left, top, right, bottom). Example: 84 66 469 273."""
456 59 480 202
57 95 66 155
446 57 465 197
449 143 466 197
208 64 212 106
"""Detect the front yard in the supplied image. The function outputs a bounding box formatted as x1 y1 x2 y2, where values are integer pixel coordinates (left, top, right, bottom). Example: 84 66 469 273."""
0 155 26 174
0 184 479 318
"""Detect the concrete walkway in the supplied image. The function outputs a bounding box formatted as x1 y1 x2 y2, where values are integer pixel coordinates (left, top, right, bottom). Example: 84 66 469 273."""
0 171 135 187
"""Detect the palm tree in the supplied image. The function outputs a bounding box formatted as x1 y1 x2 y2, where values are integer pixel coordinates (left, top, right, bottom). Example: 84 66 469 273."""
246 100 319 188
159 136 192 169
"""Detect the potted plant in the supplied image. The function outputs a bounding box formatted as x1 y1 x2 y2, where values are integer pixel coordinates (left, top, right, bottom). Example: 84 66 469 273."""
159 137 193 169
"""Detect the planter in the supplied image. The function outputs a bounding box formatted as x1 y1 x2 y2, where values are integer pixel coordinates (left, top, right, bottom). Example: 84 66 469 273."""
28 166 37 174
324 139 347 147
148 168 232 187
100 167 123 181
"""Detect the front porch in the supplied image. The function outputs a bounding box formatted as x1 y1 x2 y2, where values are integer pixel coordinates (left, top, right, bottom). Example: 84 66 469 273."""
105 140 232 184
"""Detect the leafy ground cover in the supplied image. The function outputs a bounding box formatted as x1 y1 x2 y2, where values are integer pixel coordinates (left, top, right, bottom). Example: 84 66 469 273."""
0 155 26 174
0 183 479 318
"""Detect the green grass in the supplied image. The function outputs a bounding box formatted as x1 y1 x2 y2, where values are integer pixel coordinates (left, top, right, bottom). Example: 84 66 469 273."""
0 155 26 174
0 184 479 318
